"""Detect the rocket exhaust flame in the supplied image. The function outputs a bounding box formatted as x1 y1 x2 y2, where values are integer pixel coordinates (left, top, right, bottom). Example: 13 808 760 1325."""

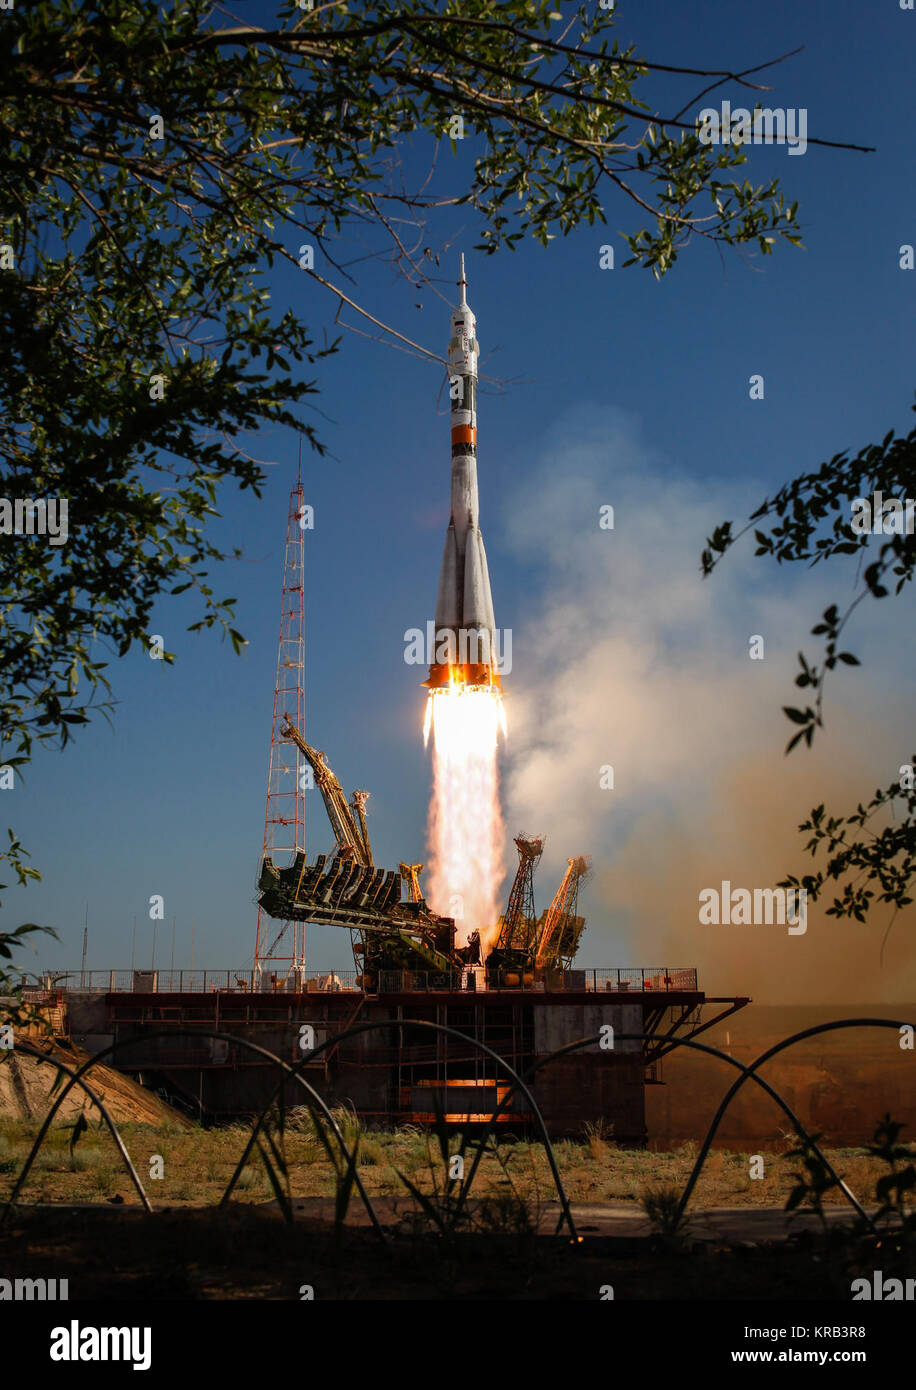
426 681 505 951
423 258 505 952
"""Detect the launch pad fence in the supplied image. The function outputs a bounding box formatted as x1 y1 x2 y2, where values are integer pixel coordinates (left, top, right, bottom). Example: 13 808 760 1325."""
36 966 698 996
3 1018 909 1247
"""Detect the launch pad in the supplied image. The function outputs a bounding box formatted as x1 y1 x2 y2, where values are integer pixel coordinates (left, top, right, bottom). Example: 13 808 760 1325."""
55 971 749 1140
45 256 749 1143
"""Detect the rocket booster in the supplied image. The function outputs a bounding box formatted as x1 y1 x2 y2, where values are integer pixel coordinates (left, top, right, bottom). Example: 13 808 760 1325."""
426 256 501 691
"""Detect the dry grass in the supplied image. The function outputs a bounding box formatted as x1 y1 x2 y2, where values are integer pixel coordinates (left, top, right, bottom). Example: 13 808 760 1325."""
0 1112 889 1214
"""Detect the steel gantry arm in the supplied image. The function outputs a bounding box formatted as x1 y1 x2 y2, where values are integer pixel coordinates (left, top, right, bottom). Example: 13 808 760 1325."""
535 856 589 970
281 716 372 867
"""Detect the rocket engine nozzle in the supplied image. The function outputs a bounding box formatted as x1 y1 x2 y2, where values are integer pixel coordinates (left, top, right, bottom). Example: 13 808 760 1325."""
424 662 502 692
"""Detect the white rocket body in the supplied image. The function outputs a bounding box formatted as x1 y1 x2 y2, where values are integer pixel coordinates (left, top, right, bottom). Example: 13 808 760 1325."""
428 257 499 688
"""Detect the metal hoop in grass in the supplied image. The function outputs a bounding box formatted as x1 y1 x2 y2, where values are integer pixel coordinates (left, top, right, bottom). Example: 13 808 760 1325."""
450 1031 873 1236
8 1019 892 1247
674 1017 916 1233
2 1039 153 1217
4 1030 388 1246
241 1017 579 1242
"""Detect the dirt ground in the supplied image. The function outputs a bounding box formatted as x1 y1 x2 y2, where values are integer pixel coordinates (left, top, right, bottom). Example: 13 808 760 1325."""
0 1203 895 1300
0 1043 191 1128
0 1059 906 1302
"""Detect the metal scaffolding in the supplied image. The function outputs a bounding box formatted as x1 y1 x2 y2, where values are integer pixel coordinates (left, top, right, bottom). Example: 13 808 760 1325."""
254 477 307 977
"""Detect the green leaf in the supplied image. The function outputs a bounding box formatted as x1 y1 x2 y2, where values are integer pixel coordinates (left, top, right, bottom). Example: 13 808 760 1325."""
69 1111 89 1156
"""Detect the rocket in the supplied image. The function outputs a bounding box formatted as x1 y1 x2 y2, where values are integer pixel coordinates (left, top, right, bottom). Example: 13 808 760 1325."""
426 255 501 691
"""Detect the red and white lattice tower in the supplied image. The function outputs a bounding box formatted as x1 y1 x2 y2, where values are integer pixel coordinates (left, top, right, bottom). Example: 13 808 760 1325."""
254 479 306 979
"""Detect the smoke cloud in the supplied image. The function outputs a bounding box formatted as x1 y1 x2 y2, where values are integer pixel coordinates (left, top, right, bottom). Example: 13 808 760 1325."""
500 406 916 1005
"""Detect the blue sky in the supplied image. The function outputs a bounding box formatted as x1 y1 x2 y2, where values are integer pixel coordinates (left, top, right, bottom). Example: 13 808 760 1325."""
5 0 915 998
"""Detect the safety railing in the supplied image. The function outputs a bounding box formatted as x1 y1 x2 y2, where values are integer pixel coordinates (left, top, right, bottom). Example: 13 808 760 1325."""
34 966 698 996
32 969 362 995
376 967 699 994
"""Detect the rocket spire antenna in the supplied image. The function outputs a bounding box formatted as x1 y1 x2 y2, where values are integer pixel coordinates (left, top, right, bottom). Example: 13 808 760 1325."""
458 252 467 307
